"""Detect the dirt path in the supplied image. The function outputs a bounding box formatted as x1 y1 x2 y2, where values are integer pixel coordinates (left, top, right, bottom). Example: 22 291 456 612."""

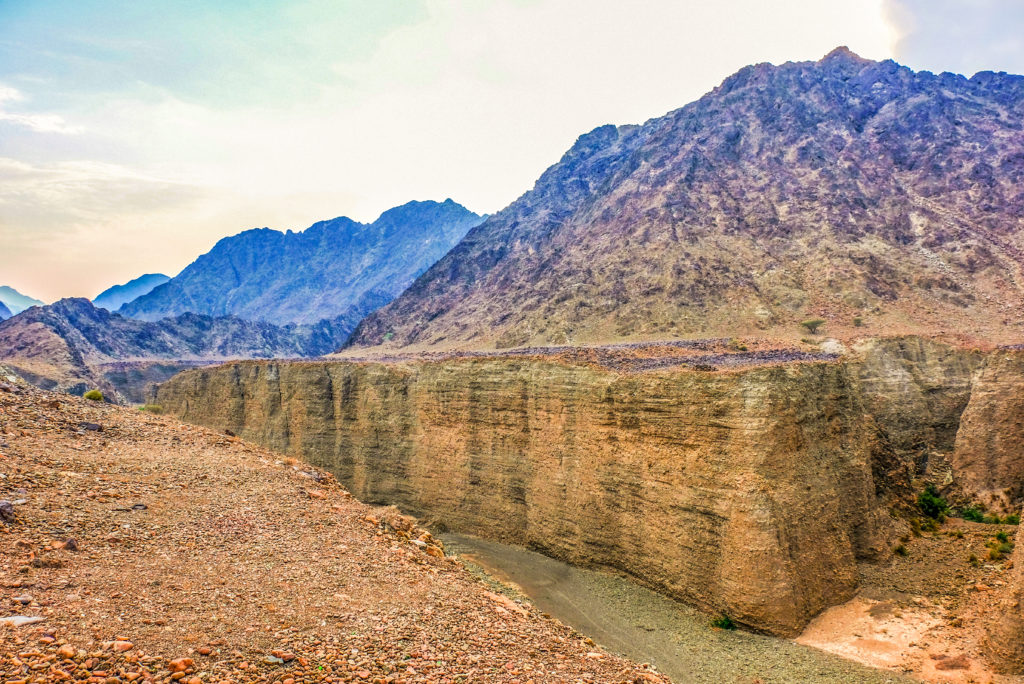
442 534 913 684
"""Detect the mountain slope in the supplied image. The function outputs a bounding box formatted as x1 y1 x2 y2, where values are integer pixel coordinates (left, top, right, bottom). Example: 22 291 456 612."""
348 48 1024 351
0 300 10 321
120 199 483 326
0 298 347 401
0 285 44 315
93 273 170 311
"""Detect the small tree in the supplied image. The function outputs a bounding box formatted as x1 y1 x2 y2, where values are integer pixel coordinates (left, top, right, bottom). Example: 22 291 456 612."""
801 318 826 334
83 389 104 402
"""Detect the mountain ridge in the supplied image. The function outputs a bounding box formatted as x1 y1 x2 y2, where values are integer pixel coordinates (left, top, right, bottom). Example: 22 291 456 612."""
347 49 1024 351
0 298 349 401
120 199 483 327
93 273 170 311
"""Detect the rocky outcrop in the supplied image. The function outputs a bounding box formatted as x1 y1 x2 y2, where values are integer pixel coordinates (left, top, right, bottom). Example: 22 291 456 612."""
952 349 1024 512
156 355 897 636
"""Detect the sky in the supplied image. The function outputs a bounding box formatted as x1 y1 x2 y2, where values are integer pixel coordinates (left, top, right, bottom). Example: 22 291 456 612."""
1 0 1022 302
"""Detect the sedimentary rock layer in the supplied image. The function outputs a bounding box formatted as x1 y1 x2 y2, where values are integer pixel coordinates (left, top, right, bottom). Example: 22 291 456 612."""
157 356 896 636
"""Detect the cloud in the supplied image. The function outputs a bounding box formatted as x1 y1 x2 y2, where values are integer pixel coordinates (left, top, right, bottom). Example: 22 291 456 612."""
0 85 82 134
885 0 1024 75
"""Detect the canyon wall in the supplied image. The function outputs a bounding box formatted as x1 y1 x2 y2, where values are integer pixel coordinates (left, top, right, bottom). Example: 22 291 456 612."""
952 349 1024 512
154 339 1024 640
157 356 897 636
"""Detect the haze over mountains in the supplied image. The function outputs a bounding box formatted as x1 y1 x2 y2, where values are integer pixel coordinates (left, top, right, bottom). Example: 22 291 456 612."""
93 273 169 311
120 199 483 330
0 285 44 315
0 300 11 321
348 48 1024 350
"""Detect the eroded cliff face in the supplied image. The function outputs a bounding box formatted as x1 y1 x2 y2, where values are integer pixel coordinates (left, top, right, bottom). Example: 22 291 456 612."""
851 337 985 494
952 350 1024 513
157 356 896 636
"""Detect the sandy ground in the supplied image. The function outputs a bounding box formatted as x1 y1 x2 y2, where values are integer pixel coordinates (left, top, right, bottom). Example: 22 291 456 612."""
0 378 667 683
798 521 1024 684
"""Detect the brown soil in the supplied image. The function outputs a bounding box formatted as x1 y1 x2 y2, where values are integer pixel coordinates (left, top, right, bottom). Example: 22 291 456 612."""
0 379 667 683
798 521 1024 683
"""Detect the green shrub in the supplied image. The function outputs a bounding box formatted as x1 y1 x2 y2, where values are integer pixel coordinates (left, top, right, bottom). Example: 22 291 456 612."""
984 514 1001 525
801 318 826 334
968 553 980 567
989 547 1004 561
996 530 1010 543
894 544 908 556
998 542 1014 555
961 505 985 523
853 316 864 327
139 404 163 414
711 615 737 630
1006 513 1021 525
83 389 104 402
917 484 949 520
727 338 748 352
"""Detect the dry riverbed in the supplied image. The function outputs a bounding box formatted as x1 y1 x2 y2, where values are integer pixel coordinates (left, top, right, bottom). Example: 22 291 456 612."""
442 534 914 684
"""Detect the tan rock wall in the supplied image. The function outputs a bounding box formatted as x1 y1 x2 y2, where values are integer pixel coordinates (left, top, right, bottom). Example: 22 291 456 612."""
951 350 1024 512
157 357 895 636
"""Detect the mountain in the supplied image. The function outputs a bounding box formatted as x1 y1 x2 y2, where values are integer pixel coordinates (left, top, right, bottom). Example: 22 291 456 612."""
347 48 1024 351
120 199 483 329
0 285 44 315
93 273 170 311
0 298 348 402
0 300 10 321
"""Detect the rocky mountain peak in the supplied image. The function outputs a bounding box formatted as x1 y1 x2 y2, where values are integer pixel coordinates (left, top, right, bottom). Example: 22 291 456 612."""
348 53 1024 351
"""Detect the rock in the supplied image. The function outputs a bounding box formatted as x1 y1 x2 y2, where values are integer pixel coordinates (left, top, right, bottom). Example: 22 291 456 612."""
263 655 284 664
0 615 45 627
12 594 32 605
60 538 79 551
112 640 133 652
167 658 194 672
79 422 102 432
0 499 15 523
57 644 76 659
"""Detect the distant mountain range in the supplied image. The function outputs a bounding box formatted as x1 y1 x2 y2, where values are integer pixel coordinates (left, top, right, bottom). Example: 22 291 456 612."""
0 298 349 402
0 286 44 315
348 48 1024 350
94 273 169 311
120 200 483 332
0 300 10 321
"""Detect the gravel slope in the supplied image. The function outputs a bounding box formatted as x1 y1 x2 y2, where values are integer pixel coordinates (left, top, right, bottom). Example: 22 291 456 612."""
0 377 666 683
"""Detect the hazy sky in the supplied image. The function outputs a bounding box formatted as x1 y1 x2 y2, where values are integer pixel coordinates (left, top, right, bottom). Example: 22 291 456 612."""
1 0 1022 302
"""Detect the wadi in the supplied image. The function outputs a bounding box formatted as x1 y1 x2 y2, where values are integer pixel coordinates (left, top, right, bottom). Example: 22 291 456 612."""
2 7 1024 683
